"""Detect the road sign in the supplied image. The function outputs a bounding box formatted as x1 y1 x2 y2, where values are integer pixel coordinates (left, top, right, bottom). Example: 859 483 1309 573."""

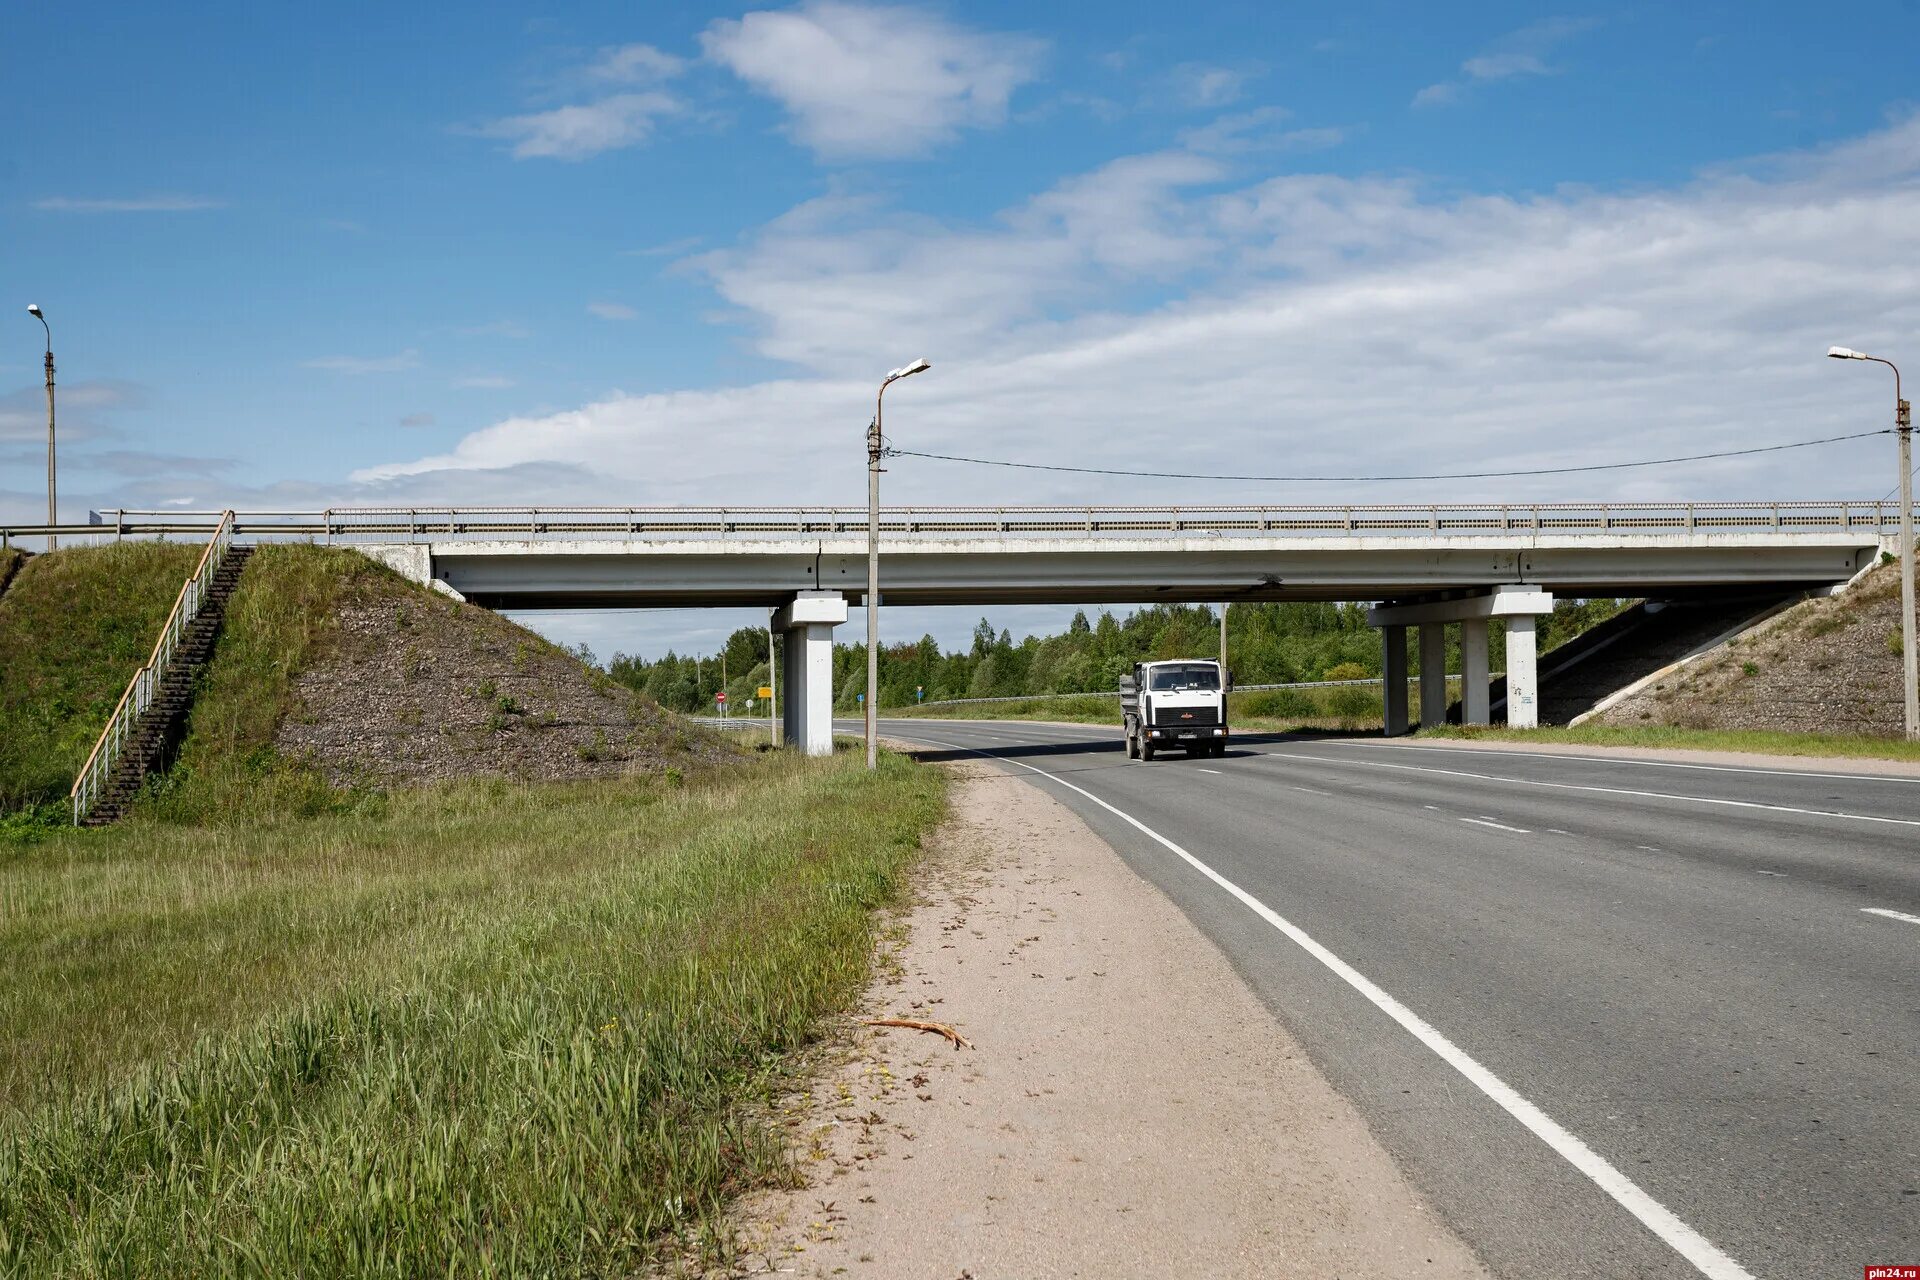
856 693 864 704
715 692 726 702
745 698 754 713
916 685 925 702
757 685 772 699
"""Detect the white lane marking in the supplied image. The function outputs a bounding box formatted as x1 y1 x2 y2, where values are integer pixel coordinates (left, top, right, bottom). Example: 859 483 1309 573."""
1197 767 1223 775
1462 817 1531 834
1263 751 1920 830
1330 740 1920 786
1547 828 1571 835
1755 870 1788 878
915 734 1756 1280
1862 907 1920 926
1293 786 1333 797
1636 846 1663 853
1422 804 1441 811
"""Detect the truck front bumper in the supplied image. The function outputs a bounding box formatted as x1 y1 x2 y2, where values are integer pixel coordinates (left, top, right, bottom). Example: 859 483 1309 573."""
1146 726 1228 742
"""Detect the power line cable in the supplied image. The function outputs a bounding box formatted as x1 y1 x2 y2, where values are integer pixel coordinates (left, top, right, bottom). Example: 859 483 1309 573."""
882 428 1891 483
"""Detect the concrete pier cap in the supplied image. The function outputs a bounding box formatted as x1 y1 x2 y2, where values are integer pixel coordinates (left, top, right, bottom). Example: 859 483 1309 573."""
1368 585 1555 734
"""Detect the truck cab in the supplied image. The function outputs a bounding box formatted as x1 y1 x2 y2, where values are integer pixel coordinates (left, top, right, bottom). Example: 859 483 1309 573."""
1121 660 1230 760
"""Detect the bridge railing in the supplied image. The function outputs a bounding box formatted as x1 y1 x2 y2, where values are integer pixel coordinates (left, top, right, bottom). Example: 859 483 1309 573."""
0 500 1905 546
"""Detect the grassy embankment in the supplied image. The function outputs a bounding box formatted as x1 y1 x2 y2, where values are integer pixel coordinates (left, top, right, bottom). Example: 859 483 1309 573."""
0 541 950 1275
0 541 201 819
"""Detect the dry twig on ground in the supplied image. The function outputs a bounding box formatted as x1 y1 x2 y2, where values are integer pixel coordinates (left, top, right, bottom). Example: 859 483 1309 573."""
861 1017 973 1049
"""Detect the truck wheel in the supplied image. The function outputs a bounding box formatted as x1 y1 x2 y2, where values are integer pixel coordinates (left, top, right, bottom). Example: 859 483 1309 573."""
1125 731 1138 760
1141 740 1156 762
1214 741 1228 757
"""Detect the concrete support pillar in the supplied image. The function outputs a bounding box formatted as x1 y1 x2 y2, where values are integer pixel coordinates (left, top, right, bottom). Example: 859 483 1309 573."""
772 591 848 757
1460 618 1491 726
1505 615 1540 729
1381 625 1409 736
1418 623 1448 729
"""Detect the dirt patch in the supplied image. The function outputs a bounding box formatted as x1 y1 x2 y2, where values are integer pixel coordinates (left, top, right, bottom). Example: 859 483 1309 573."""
1599 562 1915 736
720 759 1486 1278
277 591 736 787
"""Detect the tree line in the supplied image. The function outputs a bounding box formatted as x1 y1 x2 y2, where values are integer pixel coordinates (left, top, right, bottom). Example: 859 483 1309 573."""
604 598 1628 714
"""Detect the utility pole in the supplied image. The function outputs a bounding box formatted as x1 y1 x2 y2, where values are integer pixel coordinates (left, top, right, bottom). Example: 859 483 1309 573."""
1219 602 1228 674
1829 347 1917 740
768 614 778 748
866 357 930 770
28 305 54 551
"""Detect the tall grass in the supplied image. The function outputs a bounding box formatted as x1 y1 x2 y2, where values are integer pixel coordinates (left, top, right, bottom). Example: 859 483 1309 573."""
0 750 945 1275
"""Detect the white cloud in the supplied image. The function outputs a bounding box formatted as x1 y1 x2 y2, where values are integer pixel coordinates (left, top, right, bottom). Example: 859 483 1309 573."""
452 374 516 390
303 349 421 374
587 301 638 320
583 42 684 83
479 91 680 160
1168 63 1254 109
1415 16 1598 108
356 114 1920 514
701 1 1045 160
33 194 224 213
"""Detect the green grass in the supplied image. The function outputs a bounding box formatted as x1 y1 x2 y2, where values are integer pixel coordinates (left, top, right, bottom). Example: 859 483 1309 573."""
1419 722 1920 763
0 542 202 813
0 749 945 1276
143 543 406 823
890 682 1460 735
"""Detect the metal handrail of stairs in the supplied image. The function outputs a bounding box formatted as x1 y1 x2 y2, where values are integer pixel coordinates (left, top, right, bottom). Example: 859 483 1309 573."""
69 510 237 824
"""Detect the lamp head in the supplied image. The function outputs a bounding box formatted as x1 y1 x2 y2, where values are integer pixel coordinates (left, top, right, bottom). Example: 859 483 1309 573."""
899 357 931 377
26 304 43 319
1828 346 1867 360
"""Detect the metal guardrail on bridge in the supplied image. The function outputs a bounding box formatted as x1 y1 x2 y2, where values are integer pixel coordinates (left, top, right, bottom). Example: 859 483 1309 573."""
0 501 1908 546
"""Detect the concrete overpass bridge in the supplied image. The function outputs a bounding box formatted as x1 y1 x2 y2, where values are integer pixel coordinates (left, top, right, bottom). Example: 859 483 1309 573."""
10 502 1899 752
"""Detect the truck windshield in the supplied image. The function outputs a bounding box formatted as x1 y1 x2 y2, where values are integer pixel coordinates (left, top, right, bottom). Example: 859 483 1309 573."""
1148 665 1219 691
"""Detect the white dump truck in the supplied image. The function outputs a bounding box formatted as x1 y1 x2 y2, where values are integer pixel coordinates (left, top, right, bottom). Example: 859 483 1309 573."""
1120 659 1231 760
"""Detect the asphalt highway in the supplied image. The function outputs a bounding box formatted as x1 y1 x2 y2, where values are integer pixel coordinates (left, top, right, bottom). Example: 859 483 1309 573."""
846 716 1920 1279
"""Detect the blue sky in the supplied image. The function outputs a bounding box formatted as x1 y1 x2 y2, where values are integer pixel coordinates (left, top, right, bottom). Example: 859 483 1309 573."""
6 2 1920 658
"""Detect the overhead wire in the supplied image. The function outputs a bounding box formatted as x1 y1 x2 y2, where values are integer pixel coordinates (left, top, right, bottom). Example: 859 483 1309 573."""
882 428 1891 483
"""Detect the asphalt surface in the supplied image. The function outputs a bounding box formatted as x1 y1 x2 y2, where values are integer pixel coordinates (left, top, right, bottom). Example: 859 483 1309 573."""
846 717 1920 1280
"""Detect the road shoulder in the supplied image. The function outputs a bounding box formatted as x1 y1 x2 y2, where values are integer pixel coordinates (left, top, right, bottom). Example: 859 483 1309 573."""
726 758 1486 1278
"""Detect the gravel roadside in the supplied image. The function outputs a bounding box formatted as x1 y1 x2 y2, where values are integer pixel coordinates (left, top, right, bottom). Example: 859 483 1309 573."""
728 758 1487 1278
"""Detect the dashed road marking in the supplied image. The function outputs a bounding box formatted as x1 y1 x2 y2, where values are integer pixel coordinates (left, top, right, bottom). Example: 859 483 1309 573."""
1328 740 1920 786
1261 750 1920 830
1861 907 1920 927
1196 767 1223 775
1462 817 1531 834
1547 828 1571 835
1292 785 1333 796
1755 870 1788 878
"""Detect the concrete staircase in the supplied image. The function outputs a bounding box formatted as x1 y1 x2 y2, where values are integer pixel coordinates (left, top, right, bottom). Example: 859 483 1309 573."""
81 545 253 825
1475 591 1804 727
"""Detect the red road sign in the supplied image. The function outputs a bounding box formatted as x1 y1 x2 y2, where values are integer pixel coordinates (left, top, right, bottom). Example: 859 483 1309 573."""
715 692 727 702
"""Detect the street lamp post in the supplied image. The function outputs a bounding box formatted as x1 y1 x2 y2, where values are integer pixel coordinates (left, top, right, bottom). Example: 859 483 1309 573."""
866 357 931 770
1829 346 1917 740
28 305 55 551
